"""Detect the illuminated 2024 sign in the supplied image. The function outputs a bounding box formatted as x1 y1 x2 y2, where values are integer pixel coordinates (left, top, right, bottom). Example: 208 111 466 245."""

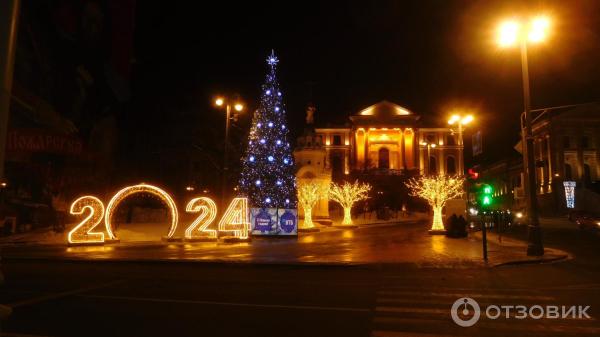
68 184 250 245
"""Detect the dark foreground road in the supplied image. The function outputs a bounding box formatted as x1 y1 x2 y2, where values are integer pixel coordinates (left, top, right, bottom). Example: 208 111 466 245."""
1 220 599 337
1 259 599 337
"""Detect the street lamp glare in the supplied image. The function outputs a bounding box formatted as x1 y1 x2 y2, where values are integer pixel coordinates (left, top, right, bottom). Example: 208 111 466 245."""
497 20 520 47
234 103 244 112
461 115 474 125
215 98 224 106
529 16 550 43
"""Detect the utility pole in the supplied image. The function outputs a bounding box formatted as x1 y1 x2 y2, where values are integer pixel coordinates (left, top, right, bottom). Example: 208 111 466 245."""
0 0 20 183
520 41 544 256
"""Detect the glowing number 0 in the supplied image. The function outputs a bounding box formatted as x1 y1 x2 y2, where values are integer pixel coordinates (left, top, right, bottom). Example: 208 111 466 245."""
218 197 250 240
68 196 105 244
104 184 179 241
184 197 218 240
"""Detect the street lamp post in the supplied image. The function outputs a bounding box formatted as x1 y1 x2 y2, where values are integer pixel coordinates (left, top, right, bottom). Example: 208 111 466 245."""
496 16 550 256
448 114 473 175
214 97 244 210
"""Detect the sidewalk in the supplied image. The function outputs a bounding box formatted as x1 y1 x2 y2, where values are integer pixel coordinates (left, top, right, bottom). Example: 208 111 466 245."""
472 229 570 266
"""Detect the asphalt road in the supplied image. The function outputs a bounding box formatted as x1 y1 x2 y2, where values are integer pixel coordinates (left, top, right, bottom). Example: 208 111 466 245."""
0 222 599 337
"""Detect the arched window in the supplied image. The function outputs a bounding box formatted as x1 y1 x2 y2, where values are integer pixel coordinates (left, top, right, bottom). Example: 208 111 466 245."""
429 156 437 174
446 156 456 175
378 148 390 169
564 163 572 180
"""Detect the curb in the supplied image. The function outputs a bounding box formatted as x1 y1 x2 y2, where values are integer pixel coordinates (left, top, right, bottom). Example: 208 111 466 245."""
492 253 570 267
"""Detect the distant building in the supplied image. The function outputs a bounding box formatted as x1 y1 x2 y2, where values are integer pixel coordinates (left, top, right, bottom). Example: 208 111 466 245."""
313 100 465 178
480 103 600 214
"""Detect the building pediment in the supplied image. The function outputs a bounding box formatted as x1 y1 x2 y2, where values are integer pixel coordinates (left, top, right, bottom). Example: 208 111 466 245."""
350 100 420 126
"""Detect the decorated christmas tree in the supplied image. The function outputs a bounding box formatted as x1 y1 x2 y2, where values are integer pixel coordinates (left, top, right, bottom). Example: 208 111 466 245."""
239 51 297 209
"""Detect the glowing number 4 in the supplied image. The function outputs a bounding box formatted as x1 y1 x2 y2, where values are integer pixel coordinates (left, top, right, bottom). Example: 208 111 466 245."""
68 196 105 244
218 197 250 240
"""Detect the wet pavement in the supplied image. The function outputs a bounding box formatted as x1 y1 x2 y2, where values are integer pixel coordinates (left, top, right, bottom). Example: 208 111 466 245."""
0 221 566 267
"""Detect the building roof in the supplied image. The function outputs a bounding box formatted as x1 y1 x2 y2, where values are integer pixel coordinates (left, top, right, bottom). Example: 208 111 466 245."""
349 100 420 126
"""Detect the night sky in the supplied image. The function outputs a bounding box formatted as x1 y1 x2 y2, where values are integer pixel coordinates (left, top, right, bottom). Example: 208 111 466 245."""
133 0 600 167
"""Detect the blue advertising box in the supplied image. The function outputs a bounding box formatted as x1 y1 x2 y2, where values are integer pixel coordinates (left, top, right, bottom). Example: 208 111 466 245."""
251 208 297 236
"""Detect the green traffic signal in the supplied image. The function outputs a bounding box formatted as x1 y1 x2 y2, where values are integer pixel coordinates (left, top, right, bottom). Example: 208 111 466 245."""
482 195 491 205
483 185 492 194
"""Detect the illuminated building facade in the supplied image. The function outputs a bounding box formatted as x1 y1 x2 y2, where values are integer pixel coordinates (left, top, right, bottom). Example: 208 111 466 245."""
481 103 600 214
313 101 464 178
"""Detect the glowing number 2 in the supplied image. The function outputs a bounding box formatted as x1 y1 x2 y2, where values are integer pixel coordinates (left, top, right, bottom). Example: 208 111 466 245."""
218 197 250 240
68 196 105 244
184 197 217 239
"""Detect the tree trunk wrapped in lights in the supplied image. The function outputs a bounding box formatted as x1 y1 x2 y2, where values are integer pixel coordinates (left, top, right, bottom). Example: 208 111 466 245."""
329 181 371 226
297 180 328 229
405 175 464 232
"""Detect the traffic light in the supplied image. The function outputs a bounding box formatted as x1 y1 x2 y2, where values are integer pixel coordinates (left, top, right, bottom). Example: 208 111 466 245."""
481 184 493 207
468 168 479 180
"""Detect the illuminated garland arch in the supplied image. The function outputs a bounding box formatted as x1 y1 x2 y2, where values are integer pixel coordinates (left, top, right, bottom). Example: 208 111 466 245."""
104 184 179 240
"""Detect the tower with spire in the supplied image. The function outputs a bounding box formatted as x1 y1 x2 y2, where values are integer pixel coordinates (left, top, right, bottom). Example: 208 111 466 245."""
293 103 332 225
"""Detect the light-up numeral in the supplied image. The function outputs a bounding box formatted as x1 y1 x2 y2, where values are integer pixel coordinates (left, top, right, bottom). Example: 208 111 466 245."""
184 197 217 239
68 196 105 244
105 184 179 240
218 197 250 240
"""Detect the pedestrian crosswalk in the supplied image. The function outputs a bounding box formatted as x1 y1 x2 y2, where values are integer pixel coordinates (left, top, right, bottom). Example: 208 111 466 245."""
370 277 600 337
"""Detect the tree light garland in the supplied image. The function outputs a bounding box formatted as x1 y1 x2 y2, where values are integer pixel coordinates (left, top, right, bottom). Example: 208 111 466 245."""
104 184 179 240
239 50 297 208
297 181 329 229
329 181 372 226
405 175 465 231
68 196 105 244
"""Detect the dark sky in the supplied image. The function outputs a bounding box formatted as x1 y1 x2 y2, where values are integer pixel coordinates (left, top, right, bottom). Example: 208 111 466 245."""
133 0 600 165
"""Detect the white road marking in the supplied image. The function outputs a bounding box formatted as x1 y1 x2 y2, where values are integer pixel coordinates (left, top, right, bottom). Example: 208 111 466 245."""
78 294 371 313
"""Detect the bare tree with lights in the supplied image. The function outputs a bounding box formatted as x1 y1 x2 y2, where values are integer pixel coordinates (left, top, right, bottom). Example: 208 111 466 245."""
297 180 328 229
329 181 371 226
405 175 464 232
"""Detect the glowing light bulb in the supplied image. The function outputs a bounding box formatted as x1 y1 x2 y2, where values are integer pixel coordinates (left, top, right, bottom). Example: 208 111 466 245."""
260 139 266 144
257 123 262 128
268 122 274 127
255 180 261 186
215 98 224 106
268 156 274 162
498 20 520 47
266 90 271 95
234 103 243 112
276 140 282 145
265 197 271 203
249 156 255 162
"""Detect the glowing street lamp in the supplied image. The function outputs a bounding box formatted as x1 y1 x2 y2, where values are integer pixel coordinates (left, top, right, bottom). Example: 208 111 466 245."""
495 15 551 256
214 96 244 209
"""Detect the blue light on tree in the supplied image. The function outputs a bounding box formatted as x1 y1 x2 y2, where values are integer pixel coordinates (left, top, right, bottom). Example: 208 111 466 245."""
239 50 297 208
